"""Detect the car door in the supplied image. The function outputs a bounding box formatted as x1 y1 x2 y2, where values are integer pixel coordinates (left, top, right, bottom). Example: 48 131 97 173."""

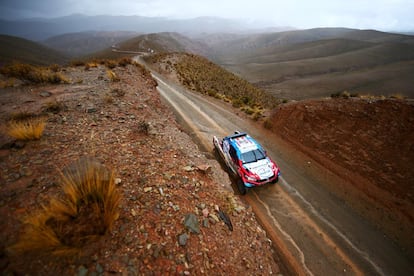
228 144 239 175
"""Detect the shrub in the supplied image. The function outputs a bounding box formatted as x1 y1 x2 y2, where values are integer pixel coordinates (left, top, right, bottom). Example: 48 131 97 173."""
252 110 263 121
49 64 61 72
47 72 69 84
0 62 69 84
70 60 86 67
241 106 255 115
232 98 243 108
8 158 121 256
118 58 132 67
0 78 15 88
6 118 46 140
107 70 120 82
85 62 98 71
8 111 37 121
42 101 66 114
105 60 117 69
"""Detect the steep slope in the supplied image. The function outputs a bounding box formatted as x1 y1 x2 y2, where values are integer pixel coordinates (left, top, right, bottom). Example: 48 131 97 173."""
0 35 68 65
265 98 414 255
0 61 280 274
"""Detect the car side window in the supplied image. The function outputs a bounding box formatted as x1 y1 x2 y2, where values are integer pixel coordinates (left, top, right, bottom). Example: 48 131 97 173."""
229 145 238 161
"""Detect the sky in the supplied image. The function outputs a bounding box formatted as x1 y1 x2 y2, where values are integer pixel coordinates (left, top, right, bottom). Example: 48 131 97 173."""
0 0 413 31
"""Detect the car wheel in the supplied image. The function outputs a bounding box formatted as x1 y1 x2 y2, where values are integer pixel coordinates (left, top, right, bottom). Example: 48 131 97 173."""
271 177 279 184
237 178 247 195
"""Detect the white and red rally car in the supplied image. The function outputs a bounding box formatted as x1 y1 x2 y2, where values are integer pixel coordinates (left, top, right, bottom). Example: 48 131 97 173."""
213 131 280 194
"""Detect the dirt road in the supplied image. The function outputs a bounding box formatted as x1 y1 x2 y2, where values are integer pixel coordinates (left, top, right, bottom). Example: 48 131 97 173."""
146 66 413 275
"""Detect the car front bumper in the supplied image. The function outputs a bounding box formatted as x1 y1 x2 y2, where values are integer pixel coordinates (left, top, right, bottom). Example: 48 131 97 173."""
242 170 280 188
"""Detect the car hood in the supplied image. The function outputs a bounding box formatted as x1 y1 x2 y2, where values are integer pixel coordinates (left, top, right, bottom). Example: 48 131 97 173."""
243 159 274 179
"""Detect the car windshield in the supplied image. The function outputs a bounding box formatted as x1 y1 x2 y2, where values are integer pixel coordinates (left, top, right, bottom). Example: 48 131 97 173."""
241 149 266 164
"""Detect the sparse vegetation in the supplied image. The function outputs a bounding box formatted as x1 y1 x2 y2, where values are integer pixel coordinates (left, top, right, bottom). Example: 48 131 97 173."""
107 69 120 82
8 159 121 256
0 78 16 88
145 53 278 117
6 117 46 140
330 91 404 101
42 100 67 114
84 62 99 71
104 60 118 69
70 60 86 67
0 62 69 84
49 64 61 72
118 57 133 67
8 111 38 121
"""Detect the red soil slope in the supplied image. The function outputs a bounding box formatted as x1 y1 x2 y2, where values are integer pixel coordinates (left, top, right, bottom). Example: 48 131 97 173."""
266 97 414 255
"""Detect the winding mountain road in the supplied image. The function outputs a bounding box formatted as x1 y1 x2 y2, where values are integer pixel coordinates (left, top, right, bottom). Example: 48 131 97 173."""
135 57 413 276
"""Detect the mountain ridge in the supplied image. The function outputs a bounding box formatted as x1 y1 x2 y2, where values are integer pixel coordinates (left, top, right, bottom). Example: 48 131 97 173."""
0 14 280 41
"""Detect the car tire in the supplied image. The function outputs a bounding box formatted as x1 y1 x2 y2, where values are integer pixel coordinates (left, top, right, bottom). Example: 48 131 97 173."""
237 178 247 195
272 177 279 184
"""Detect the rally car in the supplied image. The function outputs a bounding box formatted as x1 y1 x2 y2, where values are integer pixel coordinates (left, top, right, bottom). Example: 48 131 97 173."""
213 131 280 194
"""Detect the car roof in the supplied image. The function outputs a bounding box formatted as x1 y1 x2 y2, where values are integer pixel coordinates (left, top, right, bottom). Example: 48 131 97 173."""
226 132 261 154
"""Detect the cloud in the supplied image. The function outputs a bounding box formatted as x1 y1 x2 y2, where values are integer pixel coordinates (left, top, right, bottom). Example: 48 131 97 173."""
0 0 413 31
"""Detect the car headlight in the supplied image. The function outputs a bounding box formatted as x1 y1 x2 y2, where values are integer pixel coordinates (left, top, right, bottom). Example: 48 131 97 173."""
245 175 257 182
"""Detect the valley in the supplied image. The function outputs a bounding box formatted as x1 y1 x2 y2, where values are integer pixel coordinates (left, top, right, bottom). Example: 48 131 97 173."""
1 17 413 275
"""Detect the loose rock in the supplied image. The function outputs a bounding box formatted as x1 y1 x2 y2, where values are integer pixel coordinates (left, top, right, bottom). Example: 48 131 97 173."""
184 213 200 234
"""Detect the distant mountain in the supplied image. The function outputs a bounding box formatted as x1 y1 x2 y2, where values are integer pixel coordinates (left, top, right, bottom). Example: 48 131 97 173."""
89 32 209 60
200 28 414 99
0 14 269 41
0 35 68 65
43 31 139 57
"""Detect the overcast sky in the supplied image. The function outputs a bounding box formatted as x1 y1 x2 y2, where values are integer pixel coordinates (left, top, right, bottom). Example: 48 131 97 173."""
1 0 413 31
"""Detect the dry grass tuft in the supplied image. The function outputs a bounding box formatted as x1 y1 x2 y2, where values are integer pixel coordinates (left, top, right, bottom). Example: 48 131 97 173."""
107 70 120 82
118 57 133 67
0 62 69 84
6 117 46 140
8 111 37 121
0 78 16 88
105 60 118 69
42 100 67 114
70 60 86 67
8 158 121 256
145 53 277 117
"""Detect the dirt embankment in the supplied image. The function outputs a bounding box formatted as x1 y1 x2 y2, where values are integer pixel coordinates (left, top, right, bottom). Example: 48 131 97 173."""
266 97 414 256
0 64 280 274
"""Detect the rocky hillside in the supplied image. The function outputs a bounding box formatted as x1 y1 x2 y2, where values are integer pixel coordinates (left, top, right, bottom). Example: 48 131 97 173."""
265 97 414 255
0 61 281 274
144 52 414 258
